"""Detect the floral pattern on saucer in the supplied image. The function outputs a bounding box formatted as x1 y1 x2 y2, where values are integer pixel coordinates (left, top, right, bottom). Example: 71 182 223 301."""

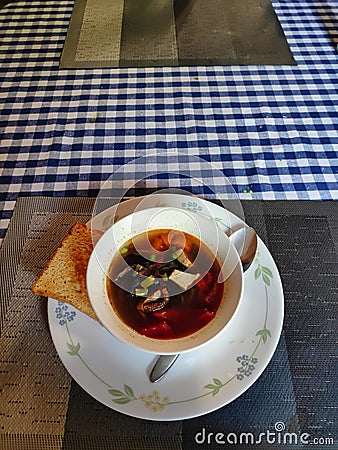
55 253 273 413
49 194 283 420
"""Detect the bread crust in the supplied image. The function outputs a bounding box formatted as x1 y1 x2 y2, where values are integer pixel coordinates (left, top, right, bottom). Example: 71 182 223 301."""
32 222 97 320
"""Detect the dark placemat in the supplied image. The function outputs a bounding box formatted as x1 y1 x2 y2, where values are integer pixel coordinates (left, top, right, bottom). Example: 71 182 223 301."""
60 0 296 69
0 197 336 450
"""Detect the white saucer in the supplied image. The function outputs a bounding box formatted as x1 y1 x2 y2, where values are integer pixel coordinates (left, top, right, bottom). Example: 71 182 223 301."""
48 194 284 421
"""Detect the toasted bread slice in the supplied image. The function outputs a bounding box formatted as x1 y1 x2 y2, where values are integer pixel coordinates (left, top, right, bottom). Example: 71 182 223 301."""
32 222 97 320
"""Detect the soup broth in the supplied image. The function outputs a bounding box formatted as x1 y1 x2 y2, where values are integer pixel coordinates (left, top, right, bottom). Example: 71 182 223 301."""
106 229 224 339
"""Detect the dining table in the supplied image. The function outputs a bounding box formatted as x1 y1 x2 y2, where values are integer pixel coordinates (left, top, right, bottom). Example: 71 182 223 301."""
0 0 337 449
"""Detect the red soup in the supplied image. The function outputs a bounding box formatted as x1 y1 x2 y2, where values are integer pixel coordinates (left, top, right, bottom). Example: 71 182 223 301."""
106 229 224 339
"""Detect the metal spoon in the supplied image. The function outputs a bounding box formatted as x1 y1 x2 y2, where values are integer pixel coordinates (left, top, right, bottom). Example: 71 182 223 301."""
149 226 258 383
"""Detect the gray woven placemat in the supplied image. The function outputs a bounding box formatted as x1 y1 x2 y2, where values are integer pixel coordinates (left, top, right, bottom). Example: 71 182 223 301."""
0 197 336 450
60 0 296 68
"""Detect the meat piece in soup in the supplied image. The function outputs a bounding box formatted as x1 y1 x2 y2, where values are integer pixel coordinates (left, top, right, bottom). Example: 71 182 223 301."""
106 229 224 339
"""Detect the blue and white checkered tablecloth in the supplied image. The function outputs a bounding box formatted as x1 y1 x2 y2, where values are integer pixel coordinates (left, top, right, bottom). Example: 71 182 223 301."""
1 0 338 243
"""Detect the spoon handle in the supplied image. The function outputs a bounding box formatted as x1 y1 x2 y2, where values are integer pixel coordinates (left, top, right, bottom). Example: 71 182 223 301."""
149 354 179 383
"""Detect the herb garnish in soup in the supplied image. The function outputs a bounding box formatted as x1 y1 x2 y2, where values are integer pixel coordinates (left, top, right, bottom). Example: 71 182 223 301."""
106 229 224 339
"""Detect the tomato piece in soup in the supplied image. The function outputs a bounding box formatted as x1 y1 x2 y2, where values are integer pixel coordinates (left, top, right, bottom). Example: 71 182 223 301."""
139 320 176 339
153 308 215 335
